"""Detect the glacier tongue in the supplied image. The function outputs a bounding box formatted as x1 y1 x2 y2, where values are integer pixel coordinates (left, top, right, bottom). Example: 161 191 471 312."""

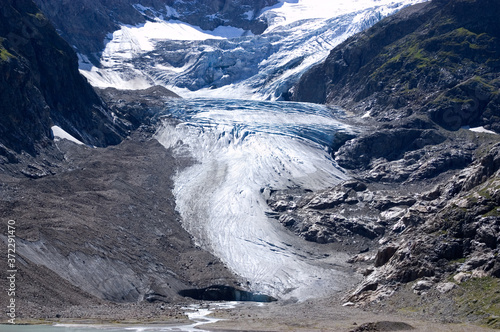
155 99 357 299
81 0 427 99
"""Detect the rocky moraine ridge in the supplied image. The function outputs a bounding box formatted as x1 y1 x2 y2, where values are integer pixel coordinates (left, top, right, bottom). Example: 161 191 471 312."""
273 0 500 327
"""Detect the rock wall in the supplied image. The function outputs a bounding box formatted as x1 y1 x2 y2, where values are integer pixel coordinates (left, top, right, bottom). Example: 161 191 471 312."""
0 0 123 161
285 1 500 325
292 0 500 133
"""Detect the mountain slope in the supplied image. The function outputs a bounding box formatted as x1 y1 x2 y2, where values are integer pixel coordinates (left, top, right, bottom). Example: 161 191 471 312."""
292 0 500 133
0 0 123 162
0 0 244 319
284 0 500 326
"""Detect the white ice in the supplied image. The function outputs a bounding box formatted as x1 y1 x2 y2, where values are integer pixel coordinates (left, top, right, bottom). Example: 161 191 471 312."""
469 126 498 135
100 20 246 64
155 99 358 300
80 0 427 98
51 126 85 145
260 0 419 31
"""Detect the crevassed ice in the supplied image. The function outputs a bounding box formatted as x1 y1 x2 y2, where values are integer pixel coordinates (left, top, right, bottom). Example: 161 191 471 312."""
80 0 427 98
155 99 358 299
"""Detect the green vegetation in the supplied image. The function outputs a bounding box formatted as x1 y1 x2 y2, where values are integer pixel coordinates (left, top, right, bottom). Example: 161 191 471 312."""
443 28 492 50
472 75 500 96
0 48 14 62
450 257 467 264
483 207 500 217
454 276 500 329
370 24 498 86
478 187 493 200
28 11 46 22
0 38 14 62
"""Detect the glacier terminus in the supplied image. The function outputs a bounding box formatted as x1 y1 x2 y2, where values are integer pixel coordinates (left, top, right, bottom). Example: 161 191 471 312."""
156 98 356 299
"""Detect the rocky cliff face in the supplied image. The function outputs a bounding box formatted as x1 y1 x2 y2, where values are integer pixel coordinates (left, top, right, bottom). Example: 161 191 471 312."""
292 0 500 134
33 0 277 66
284 0 500 327
0 0 123 163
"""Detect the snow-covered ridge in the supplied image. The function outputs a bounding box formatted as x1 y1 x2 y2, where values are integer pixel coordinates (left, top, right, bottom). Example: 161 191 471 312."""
80 0 427 99
260 0 418 31
155 98 357 299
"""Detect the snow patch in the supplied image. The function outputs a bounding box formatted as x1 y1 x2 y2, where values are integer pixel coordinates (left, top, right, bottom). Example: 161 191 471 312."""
467 126 498 135
361 111 371 118
104 20 245 50
80 67 153 90
51 126 84 145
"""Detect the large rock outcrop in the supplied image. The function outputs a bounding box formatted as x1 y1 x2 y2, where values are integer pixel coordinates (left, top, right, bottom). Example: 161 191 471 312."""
0 0 123 161
283 0 500 326
292 0 500 133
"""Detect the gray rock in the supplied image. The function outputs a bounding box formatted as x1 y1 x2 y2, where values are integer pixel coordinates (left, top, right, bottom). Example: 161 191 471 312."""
436 282 457 293
453 272 472 284
306 191 348 210
374 246 398 267
412 279 434 291
343 180 368 192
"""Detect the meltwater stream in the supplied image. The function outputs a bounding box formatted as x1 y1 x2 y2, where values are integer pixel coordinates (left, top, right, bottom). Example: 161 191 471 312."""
155 98 359 300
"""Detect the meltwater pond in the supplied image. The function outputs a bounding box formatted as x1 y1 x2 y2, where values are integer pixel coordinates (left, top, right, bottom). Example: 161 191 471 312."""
155 99 360 300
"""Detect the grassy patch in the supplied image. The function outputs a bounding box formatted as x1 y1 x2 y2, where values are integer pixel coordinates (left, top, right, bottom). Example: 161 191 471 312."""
454 276 500 329
0 38 14 62
450 257 467 264
0 48 14 62
483 207 500 217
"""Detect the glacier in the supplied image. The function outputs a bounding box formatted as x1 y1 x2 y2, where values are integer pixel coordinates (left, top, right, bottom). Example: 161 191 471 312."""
155 99 358 299
78 0 428 300
81 0 427 100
